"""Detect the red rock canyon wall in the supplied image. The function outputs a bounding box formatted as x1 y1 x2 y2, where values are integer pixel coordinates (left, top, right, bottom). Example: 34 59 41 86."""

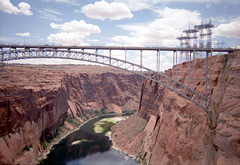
113 53 240 165
0 65 142 164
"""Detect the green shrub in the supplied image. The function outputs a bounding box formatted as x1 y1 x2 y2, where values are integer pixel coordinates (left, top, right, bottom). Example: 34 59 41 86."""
122 109 137 115
101 107 108 114
46 136 54 143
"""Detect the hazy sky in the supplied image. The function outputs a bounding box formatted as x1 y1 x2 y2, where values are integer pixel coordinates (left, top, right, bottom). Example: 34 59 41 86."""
0 0 239 70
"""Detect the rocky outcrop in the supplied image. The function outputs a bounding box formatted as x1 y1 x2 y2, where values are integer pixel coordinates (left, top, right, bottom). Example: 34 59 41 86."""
65 72 142 117
112 53 240 165
112 113 147 158
0 88 68 164
0 65 142 164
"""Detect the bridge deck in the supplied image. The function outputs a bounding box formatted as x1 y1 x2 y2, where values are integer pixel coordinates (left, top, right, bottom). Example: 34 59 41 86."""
0 44 238 53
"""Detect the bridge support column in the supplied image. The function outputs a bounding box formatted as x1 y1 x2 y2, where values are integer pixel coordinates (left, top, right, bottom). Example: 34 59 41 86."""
176 51 178 82
109 49 111 65
140 49 143 73
156 50 160 72
210 50 212 101
192 50 195 91
1 47 4 72
173 51 175 81
189 51 192 88
156 50 160 80
125 49 127 69
205 51 209 107
207 111 217 129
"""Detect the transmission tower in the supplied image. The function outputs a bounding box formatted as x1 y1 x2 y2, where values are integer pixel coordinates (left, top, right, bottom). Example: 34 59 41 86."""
193 19 214 59
183 28 198 48
177 28 198 62
183 27 198 61
194 19 214 49
176 34 188 63
176 19 214 61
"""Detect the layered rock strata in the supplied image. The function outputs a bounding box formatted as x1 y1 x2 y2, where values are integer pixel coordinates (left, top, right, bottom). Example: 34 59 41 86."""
65 72 141 117
0 65 142 164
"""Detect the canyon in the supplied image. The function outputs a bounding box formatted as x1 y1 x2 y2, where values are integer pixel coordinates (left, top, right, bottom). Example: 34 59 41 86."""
0 65 142 164
112 52 240 164
0 52 239 165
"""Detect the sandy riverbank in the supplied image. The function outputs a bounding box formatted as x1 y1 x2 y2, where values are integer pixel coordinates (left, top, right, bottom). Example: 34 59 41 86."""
96 116 138 160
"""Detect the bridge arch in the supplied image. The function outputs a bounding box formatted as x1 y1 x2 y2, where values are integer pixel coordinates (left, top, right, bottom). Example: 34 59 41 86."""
1 47 215 113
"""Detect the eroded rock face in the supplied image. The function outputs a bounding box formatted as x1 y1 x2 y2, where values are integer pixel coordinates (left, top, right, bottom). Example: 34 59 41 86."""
65 72 142 117
0 65 142 164
113 53 240 165
143 53 240 165
111 113 147 158
0 66 69 164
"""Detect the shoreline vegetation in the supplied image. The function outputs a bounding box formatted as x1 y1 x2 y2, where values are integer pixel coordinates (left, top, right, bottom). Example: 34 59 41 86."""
37 110 137 164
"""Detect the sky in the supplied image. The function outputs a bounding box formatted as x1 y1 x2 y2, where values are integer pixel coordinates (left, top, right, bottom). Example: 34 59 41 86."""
0 0 239 71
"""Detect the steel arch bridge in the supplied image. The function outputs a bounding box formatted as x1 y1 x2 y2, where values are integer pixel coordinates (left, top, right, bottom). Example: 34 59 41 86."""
1 44 239 113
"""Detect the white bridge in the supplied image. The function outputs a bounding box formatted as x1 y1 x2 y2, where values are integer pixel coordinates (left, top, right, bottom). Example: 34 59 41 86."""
1 44 239 114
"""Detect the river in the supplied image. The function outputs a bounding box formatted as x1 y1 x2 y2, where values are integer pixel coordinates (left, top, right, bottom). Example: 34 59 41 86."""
40 115 138 165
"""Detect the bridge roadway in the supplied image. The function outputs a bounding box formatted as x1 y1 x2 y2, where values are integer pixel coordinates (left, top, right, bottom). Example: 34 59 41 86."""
1 44 240 114
0 44 237 52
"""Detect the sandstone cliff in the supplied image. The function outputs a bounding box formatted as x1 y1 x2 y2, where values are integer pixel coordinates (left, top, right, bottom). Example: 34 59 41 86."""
112 53 240 165
0 65 142 164
65 72 141 117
